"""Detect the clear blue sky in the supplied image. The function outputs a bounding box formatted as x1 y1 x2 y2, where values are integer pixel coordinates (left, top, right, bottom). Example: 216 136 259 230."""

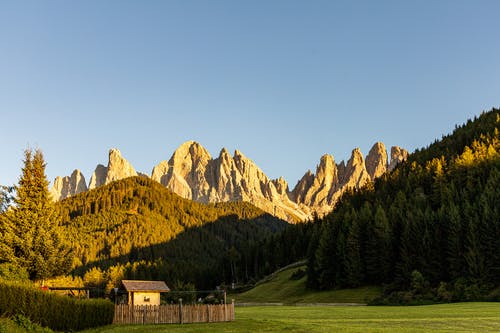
1 0 499 189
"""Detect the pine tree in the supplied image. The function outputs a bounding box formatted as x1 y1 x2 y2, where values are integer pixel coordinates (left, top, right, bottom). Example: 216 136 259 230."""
305 222 321 289
7 148 73 280
0 214 15 266
315 218 339 289
479 167 500 282
345 209 363 287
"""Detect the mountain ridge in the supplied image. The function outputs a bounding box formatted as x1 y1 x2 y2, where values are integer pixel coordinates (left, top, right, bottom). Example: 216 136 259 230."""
51 141 408 221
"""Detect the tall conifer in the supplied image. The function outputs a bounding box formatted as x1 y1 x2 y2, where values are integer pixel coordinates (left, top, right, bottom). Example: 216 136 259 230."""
8 148 73 280
345 209 363 286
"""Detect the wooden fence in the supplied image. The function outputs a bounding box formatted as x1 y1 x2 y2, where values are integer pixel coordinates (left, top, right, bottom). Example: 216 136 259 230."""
113 302 235 325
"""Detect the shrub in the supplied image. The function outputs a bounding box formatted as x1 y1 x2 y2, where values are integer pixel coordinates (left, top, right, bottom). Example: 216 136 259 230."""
290 268 306 281
0 264 29 282
485 286 500 301
12 314 52 333
0 281 114 331
436 282 453 302
410 270 429 295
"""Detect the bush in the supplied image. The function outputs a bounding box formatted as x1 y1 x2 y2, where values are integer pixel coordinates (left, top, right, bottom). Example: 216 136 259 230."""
0 281 114 331
0 317 23 333
485 286 500 301
369 278 497 306
290 268 306 281
0 264 29 282
12 315 52 333
436 282 452 302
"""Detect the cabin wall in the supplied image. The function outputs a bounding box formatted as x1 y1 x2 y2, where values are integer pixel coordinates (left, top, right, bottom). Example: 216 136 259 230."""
132 292 160 306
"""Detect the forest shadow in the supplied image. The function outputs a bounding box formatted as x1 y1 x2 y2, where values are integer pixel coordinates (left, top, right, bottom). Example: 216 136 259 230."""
71 213 287 289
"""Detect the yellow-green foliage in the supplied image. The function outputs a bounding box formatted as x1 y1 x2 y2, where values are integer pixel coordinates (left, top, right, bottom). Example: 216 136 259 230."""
54 177 287 289
0 281 114 331
57 177 270 268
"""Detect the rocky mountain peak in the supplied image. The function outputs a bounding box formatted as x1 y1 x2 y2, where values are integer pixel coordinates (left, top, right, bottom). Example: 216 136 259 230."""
272 177 289 196
341 148 370 188
151 141 213 201
88 164 107 190
50 169 87 201
169 141 212 175
317 154 336 180
290 170 315 203
350 148 364 165
150 141 309 222
293 145 384 217
50 140 407 222
389 146 409 171
218 147 232 160
105 148 137 184
365 142 388 180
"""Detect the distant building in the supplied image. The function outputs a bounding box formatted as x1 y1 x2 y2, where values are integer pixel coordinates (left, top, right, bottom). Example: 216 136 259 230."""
122 280 170 306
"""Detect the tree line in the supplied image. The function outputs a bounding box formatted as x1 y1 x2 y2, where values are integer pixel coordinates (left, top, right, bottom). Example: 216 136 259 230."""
56 176 294 290
1 109 497 303
0 148 303 291
304 109 499 302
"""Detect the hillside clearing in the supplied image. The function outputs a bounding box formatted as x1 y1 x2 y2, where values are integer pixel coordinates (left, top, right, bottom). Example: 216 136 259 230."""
233 265 381 304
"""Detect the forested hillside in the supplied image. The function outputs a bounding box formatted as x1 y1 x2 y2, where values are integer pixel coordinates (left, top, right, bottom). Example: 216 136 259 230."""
10 109 497 302
56 177 287 290
306 109 500 302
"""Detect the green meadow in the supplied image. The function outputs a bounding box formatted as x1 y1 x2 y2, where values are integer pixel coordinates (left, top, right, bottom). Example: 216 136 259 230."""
234 265 381 304
82 302 500 333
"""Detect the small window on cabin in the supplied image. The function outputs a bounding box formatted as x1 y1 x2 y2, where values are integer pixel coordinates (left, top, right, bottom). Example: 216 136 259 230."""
144 296 150 302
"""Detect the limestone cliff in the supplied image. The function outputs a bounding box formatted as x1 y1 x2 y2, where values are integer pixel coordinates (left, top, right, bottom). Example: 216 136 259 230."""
151 141 213 201
389 146 409 171
105 148 137 184
51 141 407 222
50 169 87 201
292 143 406 217
53 149 138 199
365 142 388 179
151 142 309 222
88 164 107 190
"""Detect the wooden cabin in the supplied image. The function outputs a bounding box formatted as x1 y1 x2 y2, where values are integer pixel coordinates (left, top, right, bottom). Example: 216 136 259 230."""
122 280 170 306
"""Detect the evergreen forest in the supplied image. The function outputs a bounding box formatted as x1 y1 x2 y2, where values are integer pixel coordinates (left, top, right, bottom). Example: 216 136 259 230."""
304 108 500 302
1 108 498 304
55 177 298 291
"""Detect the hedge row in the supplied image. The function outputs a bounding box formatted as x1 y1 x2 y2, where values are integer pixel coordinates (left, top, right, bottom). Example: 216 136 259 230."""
0 281 114 331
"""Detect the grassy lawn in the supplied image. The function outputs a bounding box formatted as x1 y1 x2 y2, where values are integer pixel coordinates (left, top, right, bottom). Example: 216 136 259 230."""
81 302 500 333
233 265 381 304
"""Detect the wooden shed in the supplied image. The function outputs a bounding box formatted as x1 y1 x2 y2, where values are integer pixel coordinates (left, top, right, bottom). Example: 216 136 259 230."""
122 280 170 306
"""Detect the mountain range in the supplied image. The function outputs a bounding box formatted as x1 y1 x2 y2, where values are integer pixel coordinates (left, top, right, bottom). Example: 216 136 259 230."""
50 141 407 222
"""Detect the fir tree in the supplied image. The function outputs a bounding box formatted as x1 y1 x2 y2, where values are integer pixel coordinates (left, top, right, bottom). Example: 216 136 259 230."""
345 209 363 287
315 218 338 289
7 148 73 280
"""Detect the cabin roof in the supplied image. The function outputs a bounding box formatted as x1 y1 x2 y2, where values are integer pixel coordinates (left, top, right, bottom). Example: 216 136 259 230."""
122 280 170 293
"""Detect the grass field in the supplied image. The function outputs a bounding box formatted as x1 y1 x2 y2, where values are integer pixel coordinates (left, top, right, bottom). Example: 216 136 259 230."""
233 265 381 304
81 302 500 333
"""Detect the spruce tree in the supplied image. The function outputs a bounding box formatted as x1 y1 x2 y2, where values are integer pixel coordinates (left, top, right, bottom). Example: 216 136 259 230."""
0 186 16 271
315 218 338 289
345 209 363 287
8 148 73 280
0 212 16 267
